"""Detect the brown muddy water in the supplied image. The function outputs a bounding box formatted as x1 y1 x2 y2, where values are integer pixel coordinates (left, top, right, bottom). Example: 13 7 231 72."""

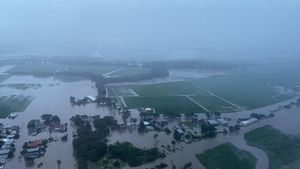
0 74 299 169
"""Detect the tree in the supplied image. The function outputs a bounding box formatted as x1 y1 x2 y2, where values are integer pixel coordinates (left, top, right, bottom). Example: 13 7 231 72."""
56 159 62 169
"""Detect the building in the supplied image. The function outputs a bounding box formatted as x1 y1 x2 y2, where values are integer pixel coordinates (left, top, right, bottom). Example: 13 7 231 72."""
217 118 229 126
85 95 96 102
240 118 258 126
207 120 218 126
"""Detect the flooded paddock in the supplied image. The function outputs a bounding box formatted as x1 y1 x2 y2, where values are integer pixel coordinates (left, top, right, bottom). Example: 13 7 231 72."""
0 74 299 169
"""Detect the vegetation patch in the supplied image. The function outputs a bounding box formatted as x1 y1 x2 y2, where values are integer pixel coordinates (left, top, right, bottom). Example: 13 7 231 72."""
108 142 165 167
245 125 300 169
130 81 206 97
0 95 34 118
124 96 206 114
71 115 164 169
196 143 257 169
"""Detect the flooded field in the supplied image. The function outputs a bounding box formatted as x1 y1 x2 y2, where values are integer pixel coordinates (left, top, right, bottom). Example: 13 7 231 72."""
0 72 299 169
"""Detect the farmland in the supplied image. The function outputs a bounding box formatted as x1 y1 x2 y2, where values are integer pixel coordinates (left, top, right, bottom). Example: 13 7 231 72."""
123 96 206 114
196 143 257 169
191 95 239 112
245 125 300 169
192 75 296 109
0 95 34 118
108 73 296 114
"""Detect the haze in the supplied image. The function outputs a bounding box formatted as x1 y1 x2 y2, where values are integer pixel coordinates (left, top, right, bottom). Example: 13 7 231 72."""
0 0 299 59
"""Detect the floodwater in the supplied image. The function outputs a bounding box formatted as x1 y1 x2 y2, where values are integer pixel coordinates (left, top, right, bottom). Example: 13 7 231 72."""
0 73 299 169
107 69 226 86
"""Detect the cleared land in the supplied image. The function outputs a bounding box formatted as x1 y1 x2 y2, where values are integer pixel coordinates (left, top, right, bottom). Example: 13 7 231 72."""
197 143 257 169
0 95 34 118
124 96 207 114
245 125 300 169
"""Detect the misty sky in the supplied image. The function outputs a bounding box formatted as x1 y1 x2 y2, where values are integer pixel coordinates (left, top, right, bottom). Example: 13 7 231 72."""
0 0 300 58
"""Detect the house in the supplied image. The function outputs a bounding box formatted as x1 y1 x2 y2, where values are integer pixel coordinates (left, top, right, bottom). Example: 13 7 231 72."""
51 124 67 132
85 96 96 102
8 113 19 119
143 121 150 126
217 118 229 126
0 150 10 156
27 139 44 148
240 118 258 126
207 120 218 126
146 126 155 131
26 147 41 153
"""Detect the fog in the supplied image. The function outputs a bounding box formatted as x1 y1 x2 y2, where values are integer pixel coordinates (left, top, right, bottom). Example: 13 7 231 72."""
0 0 300 59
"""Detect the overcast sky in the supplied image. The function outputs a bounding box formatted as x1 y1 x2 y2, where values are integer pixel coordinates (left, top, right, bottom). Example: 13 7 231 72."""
0 0 299 59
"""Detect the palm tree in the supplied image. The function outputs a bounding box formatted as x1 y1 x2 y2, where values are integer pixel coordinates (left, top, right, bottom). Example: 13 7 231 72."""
56 159 62 169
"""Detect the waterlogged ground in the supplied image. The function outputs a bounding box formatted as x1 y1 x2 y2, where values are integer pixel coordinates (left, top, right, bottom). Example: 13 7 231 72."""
0 74 299 169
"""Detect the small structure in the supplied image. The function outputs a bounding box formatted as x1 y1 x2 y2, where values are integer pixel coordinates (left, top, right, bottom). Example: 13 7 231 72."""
217 118 229 126
85 96 96 102
240 118 258 126
143 121 150 126
8 113 19 119
207 120 218 126
27 139 44 148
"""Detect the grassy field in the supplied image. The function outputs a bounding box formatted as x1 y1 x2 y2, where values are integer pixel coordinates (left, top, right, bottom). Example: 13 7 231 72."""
245 125 300 169
197 143 257 169
193 75 296 109
191 95 239 112
107 86 137 97
0 95 34 118
109 74 296 114
130 81 206 97
124 96 206 114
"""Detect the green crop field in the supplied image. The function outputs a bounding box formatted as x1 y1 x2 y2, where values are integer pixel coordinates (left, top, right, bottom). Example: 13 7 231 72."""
193 75 296 109
0 95 34 118
197 143 257 169
245 125 300 169
107 86 137 97
191 95 239 112
124 96 206 114
130 81 206 97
